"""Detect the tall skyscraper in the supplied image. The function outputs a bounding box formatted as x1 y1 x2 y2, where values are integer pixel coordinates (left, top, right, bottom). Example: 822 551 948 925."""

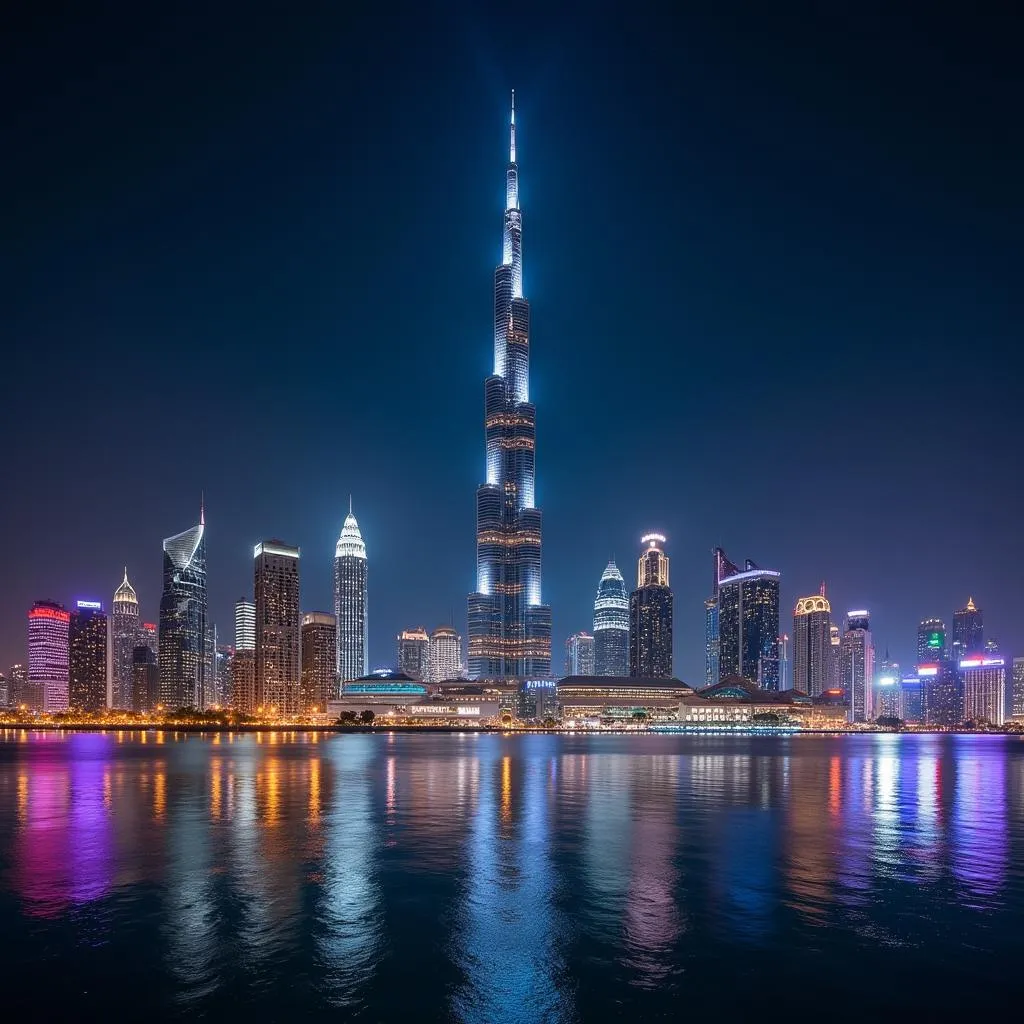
254 541 301 716
629 534 673 678
334 499 368 683
1012 657 1024 719
232 597 256 714
69 601 108 712
874 653 901 720
952 597 983 662
916 618 947 664
960 651 1006 725
920 660 962 727
841 610 875 723
704 597 719 687
7 664 27 708
467 94 551 681
111 569 139 709
792 585 832 696
28 601 70 713
564 631 595 676
593 560 629 676
140 622 158 661
397 627 430 680
235 599 255 652
301 612 337 711
901 673 924 724
131 645 159 713
158 511 207 709
716 552 781 689
428 626 462 684
827 623 841 690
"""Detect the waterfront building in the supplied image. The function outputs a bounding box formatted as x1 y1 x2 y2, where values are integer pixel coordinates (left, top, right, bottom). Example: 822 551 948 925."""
629 534 673 678
792 585 832 696
564 631 595 677
716 551 781 690
235 599 255 652
827 623 841 690
215 645 232 708
467 94 551 681
704 597 719 687
917 618 947 664
28 600 70 712
1014 658 1024 719
428 626 462 683
301 612 337 711
254 541 301 716
840 610 874 723
952 597 983 662
397 627 430 680
874 654 901 720
960 652 1006 726
131 645 159 713
920 661 962 728
901 674 924 724
558 675 693 724
111 569 139 709
68 601 108 712
334 499 368 683
158 511 207 710
593 560 629 677
7 664 26 708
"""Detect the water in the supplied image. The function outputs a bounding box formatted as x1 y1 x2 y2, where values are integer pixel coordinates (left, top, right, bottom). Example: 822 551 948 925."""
0 730 1022 1021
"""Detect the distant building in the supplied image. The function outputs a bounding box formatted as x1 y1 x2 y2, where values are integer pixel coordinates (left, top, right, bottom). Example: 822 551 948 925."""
234 599 255 652
827 623 841 690
593 560 629 677
920 661 962 728
874 654 901 720
111 569 139 709
716 552 781 690
428 626 462 683
558 675 693 723
960 653 1006 726
28 601 70 713
131 645 159 713
840 610 874 723
334 500 368 683
215 645 232 708
704 596 719 688
140 622 158 661
7 664 27 708
564 632 595 677
1014 658 1024 719
629 534 673 678
301 612 337 711
254 541 301 716
917 618 947 664
952 597 983 662
397 627 430 680
901 673 924 723
69 601 108 712
793 586 832 697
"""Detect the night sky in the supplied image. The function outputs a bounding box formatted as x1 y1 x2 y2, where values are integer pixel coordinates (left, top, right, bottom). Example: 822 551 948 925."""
3 3 1022 683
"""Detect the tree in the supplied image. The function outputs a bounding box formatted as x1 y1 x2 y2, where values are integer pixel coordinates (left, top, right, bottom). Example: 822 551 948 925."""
337 711 357 725
541 717 557 729
359 709 375 724
875 716 902 730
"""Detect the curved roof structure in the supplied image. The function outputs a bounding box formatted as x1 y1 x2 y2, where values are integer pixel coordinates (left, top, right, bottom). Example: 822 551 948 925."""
335 504 367 560
163 523 204 570
794 594 831 615
113 567 138 606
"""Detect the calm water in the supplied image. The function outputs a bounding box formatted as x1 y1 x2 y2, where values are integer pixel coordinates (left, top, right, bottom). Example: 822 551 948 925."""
0 730 1022 1020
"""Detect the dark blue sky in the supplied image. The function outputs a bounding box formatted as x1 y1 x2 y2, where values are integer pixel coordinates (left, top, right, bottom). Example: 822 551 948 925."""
3 3 1022 682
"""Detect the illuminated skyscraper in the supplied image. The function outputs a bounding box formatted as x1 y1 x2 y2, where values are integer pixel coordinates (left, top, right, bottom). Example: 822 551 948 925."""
301 612 337 711
1012 658 1024 719
593 560 629 677
428 626 462 683
232 597 256 714
7 664 27 708
629 534 673 678
901 673 924 723
792 585 831 696
27 601 70 713
334 499 368 683
140 622 158 661
111 569 139 709
952 597 983 662
916 618 947 664
131 645 159 713
841 610 875 722
235 599 255 651
704 597 719 687
564 631 595 676
827 623 841 690
254 541 301 715
69 601 108 711
960 651 1006 725
467 94 551 680
874 653 901 720
717 551 781 689
158 510 207 709
920 660 962 727
397 627 430 680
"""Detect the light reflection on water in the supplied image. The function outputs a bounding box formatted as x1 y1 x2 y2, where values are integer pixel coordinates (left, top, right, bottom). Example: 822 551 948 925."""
0 731 1023 1020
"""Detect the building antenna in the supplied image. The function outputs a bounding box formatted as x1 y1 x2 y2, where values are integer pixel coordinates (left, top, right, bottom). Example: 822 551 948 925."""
200 491 205 526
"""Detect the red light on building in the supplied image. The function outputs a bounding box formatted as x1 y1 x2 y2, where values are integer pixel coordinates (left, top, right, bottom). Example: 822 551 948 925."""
142 622 157 632
29 606 70 623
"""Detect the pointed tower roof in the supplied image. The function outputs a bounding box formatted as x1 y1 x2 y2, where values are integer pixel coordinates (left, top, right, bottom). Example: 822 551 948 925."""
336 504 367 560
966 596 977 611
113 567 138 606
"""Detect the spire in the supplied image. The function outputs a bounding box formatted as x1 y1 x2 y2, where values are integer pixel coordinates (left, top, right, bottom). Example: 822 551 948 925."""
819 580 826 597
114 567 138 606
509 89 516 164
200 491 205 526
966 596 976 611
349 493 353 516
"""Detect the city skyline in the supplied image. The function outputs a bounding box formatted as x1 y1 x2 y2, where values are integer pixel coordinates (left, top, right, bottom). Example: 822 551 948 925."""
2 8 1021 684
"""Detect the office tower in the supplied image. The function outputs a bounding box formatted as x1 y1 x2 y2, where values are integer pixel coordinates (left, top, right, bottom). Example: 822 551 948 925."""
110 569 139 709
952 597 983 661
28 601 70 712
0 673 6 707
7 664 27 708
131 646 159 713
215 645 232 708
301 612 337 711
397 627 430 680
917 618 947 664
428 625 462 683
874 653 901 720
140 622 158 660
564 631 595 676
901 673 924 724
840 610 875 723
792 585 832 696
716 551 782 689
232 597 256 714
827 623 841 690
960 651 1006 725
158 511 207 709
254 541 301 716
335 499 368 683
467 94 552 681
235 599 255 652
593 560 629 676
704 597 719 687
920 660 962 727
68 601 108 712
629 534 673 678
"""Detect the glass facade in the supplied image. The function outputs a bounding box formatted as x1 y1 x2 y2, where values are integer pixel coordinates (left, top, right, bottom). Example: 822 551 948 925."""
717 558 781 690
28 601 70 713
840 612 874 723
397 628 429 680
111 569 139 710
792 592 831 696
334 505 368 684
593 561 629 677
916 618 947 664
301 612 337 711
158 518 207 710
69 603 108 711
952 598 983 663
704 597 719 688
628 535 673 679
873 657 901 720
428 626 462 683
564 632 595 676
921 661 962 728
254 541 301 715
